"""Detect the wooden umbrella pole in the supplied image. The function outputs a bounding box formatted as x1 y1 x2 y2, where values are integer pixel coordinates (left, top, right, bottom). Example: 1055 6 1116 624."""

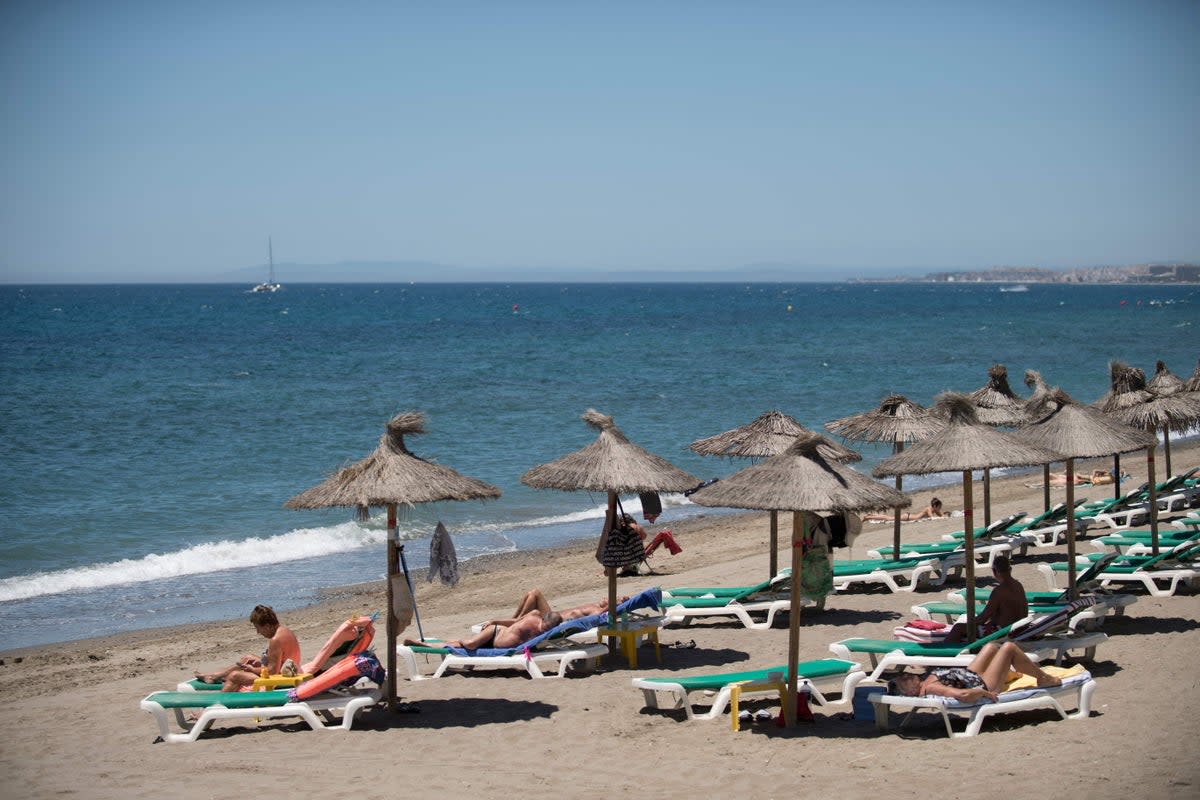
1147 447 1159 556
386 503 399 710
1162 426 1172 479
1042 465 1052 512
962 472 976 641
892 442 904 562
605 491 618 656
1064 460 1078 600
982 469 992 528
769 511 779 581
1112 454 1122 500
785 510 805 728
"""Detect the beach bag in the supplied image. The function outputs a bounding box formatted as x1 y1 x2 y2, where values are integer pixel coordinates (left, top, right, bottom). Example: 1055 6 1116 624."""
800 545 834 600
597 498 645 568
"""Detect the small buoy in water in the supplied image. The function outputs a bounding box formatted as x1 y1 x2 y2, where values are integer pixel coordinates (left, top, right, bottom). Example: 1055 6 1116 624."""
786 304 793 312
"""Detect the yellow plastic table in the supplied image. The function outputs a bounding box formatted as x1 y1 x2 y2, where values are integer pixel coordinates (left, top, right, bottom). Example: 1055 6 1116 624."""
595 616 662 668
729 676 786 731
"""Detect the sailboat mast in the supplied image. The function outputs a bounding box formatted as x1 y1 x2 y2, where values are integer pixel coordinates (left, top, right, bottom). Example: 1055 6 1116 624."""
268 237 275 283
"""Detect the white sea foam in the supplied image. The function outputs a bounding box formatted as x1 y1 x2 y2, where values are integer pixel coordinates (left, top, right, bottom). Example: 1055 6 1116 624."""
0 520 396 602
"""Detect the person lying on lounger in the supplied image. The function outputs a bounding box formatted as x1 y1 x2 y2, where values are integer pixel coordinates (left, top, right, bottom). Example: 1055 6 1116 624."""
194 604 302 691
862 497 948 523
887 641 1062 702
404 609 564 651
944 555 1028 642
485 588 629 626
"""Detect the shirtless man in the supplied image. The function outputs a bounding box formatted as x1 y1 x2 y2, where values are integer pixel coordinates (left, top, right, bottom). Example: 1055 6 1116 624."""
406 609 564 651
195 605 302 691
945 555 1028 642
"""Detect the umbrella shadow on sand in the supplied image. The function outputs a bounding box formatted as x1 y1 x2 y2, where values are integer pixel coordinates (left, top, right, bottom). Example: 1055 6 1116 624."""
352 698 561 731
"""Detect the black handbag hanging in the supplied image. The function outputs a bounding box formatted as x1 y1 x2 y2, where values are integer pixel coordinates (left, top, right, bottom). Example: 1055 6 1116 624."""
597 496 645 568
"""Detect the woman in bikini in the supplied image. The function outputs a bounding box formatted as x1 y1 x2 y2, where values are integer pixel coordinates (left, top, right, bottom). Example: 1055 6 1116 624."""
888 641 1062 702
863 497 947 523
404 610 563 651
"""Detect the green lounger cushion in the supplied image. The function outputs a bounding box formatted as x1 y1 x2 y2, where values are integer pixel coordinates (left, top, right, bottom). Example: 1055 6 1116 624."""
833 556 930 576
639 659 856 691
665 578 777 599
145 690 292 709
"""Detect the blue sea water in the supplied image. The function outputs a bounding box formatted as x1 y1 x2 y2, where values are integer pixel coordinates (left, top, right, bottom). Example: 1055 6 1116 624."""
1 281 1196 650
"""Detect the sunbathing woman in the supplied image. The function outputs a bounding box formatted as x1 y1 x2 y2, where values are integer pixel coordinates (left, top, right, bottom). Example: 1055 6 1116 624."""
489 588 628 625
888 641 1061 702
863 497 947 523
405 610 563 651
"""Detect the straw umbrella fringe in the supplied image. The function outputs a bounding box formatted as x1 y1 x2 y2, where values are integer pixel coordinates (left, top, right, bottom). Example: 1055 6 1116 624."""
689 433 910 727
1183 359 1200 393
285 412 501 708
1013 388 1157 594
825 395 945 562
873 393 1062 640
690 410 861 580
521 409 698 638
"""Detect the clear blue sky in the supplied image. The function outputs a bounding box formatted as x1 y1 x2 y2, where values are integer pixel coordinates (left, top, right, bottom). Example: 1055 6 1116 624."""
2 1 1198 282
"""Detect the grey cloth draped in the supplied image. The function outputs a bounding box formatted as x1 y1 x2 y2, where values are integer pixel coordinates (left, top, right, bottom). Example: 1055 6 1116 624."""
428 521 460 586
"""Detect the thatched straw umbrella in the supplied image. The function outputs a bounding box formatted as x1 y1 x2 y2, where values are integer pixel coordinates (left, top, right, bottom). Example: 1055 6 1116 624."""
690 410 861 580
688 433 909 726
873 394 1062 639
285 412 501 708
520 409 698 642
1144 360 1200 477
1012 388 1156 589
1023 370 1059 509
1096 361 1200 549
965 365 1030 527
825 395 945 561
1183 359 1200 393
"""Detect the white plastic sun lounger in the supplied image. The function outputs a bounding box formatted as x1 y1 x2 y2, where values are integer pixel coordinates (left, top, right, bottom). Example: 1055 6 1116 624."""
661 596 805 630
395 638 607 680
867 664 1096 738
631 658 863 721
140 686 382 743
831 554 959 594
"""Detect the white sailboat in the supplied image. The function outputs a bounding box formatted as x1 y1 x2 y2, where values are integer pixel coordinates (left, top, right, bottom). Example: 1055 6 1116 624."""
252 238 282 293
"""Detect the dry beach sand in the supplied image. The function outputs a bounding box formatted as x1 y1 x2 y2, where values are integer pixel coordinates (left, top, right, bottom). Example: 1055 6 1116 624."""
1 444 1197 799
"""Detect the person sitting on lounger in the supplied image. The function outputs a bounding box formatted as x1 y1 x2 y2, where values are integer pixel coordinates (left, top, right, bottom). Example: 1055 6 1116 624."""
194 604 302 691
863 497 947 523
617 515 683 575
887 641 1062 702
945 555 1028 642
405 609 564 651
488 588 630 626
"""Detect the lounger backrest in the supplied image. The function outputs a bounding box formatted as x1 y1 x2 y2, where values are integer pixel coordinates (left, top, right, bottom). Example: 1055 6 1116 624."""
984 512 1025 538
1011 597 1098 640
1055 553 1120 601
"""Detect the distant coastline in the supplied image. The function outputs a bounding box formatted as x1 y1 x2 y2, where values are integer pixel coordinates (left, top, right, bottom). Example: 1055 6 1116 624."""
852 263 1200 285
